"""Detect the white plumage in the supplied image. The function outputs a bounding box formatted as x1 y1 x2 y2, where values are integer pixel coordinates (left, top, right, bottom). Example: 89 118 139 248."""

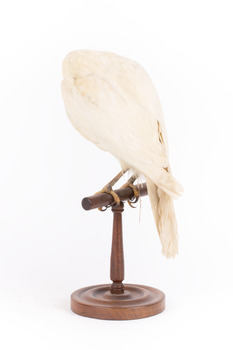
61 50 183 258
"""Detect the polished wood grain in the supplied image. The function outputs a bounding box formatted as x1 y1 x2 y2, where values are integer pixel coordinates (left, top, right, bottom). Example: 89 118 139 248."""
71 284 165 320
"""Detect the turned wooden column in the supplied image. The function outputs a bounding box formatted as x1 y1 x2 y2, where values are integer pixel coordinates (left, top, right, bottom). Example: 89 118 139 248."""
110 202 125 294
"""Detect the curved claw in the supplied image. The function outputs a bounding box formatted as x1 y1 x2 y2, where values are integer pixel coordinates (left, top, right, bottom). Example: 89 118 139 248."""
127 194 139 208
127 200 136 208
98 204 111 212
95 187 120 211
129 196 139 204
120 181 140 208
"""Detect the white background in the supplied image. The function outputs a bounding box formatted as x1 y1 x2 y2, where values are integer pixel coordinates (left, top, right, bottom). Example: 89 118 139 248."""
1 0 233 349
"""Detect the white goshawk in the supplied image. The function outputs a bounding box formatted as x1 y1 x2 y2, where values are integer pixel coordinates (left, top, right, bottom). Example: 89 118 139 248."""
61 50 183 258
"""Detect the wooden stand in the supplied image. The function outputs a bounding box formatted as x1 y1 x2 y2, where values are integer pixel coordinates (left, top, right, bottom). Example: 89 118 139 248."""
71 183 165 320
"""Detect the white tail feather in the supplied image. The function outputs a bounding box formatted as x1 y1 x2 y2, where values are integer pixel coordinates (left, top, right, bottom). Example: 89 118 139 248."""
157 170 183 200
146 176 179 258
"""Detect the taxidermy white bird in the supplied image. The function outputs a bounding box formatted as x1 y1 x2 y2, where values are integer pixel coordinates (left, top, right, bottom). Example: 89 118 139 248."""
61 50 183 258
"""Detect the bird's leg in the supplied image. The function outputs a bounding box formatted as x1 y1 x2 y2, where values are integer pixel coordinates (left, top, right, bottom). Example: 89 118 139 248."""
120 175 140 208
95 170 127 211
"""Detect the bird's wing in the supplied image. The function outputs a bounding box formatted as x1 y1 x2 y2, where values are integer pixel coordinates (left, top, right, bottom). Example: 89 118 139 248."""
62 51 181 197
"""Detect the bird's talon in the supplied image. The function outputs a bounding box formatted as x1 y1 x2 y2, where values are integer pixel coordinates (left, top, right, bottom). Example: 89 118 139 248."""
98 205 110 212
127 200 137 208
95 187 120 210
121 182 140 208
129 196 139 204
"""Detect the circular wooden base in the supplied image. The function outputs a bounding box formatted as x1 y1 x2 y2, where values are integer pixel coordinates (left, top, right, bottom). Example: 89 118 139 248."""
71 284 165 320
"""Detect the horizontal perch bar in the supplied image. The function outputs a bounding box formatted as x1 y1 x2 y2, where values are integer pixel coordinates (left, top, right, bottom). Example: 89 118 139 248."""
82 182 148 211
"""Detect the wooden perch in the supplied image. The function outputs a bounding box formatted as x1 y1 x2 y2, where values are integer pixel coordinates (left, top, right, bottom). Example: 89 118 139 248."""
81 182 148 210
